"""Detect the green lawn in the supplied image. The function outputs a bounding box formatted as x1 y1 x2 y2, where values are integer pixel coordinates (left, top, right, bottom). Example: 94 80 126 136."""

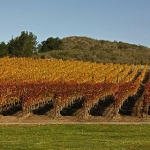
0 124 150 150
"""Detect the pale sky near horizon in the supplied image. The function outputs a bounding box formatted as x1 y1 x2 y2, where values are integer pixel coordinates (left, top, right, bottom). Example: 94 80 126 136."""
0 0 150 47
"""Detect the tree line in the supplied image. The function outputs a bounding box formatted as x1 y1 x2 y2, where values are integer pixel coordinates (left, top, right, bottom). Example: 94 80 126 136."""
0 31 150 65
0 31 62 57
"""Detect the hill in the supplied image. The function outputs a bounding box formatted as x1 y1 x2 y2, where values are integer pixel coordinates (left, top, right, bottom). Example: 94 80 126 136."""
35 36 150 65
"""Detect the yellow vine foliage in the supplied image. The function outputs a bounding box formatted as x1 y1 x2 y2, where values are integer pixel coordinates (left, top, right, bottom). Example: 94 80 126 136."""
0 57 147 85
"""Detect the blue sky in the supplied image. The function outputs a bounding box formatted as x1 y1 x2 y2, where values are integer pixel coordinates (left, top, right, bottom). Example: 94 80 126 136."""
0 0 150 47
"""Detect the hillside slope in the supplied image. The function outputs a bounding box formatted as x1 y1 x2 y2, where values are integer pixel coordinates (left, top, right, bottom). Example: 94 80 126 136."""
35 36 150 65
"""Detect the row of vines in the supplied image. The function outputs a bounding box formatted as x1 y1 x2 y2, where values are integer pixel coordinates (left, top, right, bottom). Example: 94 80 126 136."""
0 57 149 118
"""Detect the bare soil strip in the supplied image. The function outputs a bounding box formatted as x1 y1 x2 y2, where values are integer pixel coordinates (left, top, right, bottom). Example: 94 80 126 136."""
0 114 150 125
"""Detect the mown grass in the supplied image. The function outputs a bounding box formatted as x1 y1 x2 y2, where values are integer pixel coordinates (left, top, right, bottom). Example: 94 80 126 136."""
0 124 150 150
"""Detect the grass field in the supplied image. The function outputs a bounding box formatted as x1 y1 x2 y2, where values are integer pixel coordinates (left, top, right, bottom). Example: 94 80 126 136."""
0 124 150 150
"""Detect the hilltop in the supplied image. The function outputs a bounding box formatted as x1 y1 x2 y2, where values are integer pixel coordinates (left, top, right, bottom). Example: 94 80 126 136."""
35 36 150 65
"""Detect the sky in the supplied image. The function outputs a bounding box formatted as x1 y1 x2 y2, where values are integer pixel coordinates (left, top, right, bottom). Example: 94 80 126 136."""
0 0 150 47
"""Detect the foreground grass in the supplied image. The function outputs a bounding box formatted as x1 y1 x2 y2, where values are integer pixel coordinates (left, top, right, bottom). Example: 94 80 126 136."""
0 124 150 150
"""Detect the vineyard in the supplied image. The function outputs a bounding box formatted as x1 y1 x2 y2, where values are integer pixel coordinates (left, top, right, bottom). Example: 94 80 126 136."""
0 57 150 121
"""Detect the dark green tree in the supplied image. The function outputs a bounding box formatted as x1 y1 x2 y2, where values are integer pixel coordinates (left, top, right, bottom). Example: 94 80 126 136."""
0 42 8 57
8 31 38 57
39 37 62 52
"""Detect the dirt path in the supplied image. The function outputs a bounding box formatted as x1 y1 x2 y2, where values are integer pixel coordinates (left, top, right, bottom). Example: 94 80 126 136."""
0 114 150 125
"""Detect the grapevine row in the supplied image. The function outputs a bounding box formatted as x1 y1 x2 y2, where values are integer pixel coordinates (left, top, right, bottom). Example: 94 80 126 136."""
0 58 149 118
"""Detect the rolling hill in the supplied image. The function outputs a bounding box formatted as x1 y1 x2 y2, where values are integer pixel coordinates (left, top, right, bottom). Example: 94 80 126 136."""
35 36 150 65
